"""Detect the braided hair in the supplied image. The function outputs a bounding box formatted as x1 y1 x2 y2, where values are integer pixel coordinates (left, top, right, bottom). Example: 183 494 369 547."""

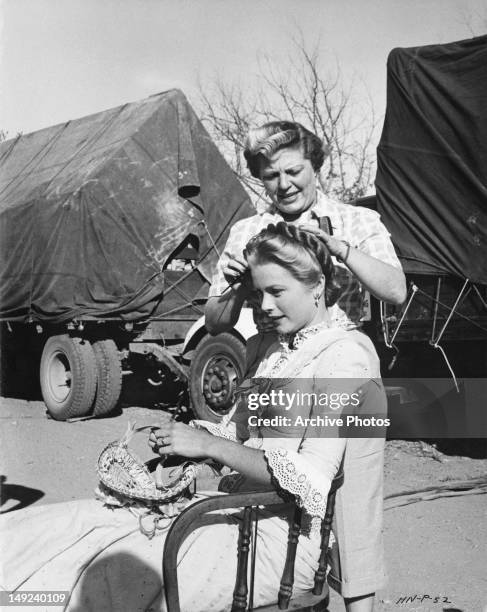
245 222 340 307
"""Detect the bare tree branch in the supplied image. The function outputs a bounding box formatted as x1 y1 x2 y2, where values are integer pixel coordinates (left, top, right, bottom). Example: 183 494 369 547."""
196 36 380 205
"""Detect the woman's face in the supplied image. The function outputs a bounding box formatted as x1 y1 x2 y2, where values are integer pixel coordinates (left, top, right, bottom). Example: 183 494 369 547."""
258 146 317 218
249 259 323 335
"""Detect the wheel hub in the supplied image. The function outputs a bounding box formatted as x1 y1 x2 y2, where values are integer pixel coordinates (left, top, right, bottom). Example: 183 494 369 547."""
202 360 236 414
47 351 72 403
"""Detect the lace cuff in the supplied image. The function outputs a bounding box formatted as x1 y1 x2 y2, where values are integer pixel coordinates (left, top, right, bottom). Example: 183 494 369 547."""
264 448 331 518
190 419 238 441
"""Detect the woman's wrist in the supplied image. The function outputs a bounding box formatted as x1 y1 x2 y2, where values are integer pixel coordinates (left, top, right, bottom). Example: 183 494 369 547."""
336 240 352 264
203 432 223 462
204 434 241 466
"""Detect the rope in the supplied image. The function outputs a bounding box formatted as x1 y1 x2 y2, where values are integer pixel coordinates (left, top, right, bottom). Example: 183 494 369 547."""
138 512 173 539
381 284 418 370
382 284 419 348
384 476 487 510
414 283 487 334
0 123 70 200
197 219 221 259
430 278 470 345
148 300 204 319
0 133 22 165
427 278 470 392
38 104 128 198
471 283 487 310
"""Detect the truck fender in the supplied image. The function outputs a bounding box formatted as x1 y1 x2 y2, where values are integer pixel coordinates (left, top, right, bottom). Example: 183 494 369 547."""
182 307 257 355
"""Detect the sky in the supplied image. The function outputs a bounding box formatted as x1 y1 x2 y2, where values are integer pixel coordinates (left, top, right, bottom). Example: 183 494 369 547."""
0 0 486 139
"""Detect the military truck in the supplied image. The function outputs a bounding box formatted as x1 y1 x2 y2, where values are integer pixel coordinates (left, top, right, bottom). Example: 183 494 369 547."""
0 90 254 420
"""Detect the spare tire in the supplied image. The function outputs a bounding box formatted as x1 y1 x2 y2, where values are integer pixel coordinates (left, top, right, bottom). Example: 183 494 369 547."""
189 333 246 422
40 335 97 421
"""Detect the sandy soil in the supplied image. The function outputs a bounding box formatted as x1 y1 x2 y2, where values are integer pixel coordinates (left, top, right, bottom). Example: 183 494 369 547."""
1 398 486 612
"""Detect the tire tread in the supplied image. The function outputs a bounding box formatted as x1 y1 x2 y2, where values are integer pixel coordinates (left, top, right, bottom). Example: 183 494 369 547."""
92 339 122 417
40 335 97 421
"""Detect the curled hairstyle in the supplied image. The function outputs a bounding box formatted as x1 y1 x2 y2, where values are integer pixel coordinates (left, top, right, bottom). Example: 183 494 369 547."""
245 222 340 307
244 121 330 179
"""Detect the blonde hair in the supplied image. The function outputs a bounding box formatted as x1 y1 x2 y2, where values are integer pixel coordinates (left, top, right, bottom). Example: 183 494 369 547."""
245 222 340 307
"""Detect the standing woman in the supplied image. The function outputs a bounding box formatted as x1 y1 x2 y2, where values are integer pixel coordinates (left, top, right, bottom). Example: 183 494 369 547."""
205 121 398 611
205 120 406 338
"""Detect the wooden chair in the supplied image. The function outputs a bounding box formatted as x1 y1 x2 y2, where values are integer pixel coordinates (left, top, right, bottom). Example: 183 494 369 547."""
163 471 343 612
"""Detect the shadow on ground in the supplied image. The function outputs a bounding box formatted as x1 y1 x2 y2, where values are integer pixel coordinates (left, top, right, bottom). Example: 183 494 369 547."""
0 475 45 513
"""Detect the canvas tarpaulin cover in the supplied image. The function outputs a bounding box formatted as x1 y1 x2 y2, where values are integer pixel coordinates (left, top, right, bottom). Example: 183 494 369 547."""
0 90 253 323
376 35 487 283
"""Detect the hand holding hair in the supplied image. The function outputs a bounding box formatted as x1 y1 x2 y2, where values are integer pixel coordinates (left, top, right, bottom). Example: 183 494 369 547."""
222 253 252 292
300 223 351 263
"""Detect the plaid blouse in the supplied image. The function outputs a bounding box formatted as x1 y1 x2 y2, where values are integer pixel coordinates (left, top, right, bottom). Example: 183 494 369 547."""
208 192 402 330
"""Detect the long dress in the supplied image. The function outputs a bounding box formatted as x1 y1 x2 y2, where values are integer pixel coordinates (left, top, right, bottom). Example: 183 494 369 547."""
0 325 386 611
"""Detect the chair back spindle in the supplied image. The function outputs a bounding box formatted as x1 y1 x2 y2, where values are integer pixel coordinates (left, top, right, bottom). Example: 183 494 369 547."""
232 505 253 611
313 486 338 596
277 506 302 609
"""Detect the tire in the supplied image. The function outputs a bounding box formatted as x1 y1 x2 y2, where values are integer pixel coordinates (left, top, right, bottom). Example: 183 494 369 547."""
92 339 122 417
189 333 246 422
40 335 97 421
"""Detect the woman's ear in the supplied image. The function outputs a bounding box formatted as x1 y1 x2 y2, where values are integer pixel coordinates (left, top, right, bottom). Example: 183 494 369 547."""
313 274 326 304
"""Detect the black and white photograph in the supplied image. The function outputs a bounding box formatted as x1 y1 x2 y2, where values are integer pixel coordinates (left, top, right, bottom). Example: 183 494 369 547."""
0 1 486 611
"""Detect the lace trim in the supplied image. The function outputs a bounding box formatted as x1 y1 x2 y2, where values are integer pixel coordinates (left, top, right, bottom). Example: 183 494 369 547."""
264 448 328 519
244 435 263 449
257 322 331 378
279 322 331 351
190 420 237 441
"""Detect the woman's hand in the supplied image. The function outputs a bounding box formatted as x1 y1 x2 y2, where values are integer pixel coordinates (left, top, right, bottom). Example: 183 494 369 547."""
300 224 349 260
301 224 407 304
149 420 213 459
149 415 273 486
222 253 252 292
223 254 276 333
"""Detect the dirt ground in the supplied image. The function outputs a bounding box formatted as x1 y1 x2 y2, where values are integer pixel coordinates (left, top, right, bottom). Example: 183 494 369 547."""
1 397 486 612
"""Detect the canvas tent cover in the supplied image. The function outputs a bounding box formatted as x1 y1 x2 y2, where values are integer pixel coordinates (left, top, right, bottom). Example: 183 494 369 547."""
376 35 487 283
0 90 253 323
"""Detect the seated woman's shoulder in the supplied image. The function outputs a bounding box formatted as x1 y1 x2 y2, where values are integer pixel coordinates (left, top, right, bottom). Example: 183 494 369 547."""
317 330 380 377
346 329 378 353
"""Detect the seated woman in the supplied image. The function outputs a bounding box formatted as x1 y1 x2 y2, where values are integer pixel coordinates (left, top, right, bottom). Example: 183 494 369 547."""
0 223 386 612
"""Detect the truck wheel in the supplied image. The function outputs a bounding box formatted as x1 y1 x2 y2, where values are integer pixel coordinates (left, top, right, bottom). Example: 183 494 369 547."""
189 333 246 422
40 335 97 420
92 339 122 417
